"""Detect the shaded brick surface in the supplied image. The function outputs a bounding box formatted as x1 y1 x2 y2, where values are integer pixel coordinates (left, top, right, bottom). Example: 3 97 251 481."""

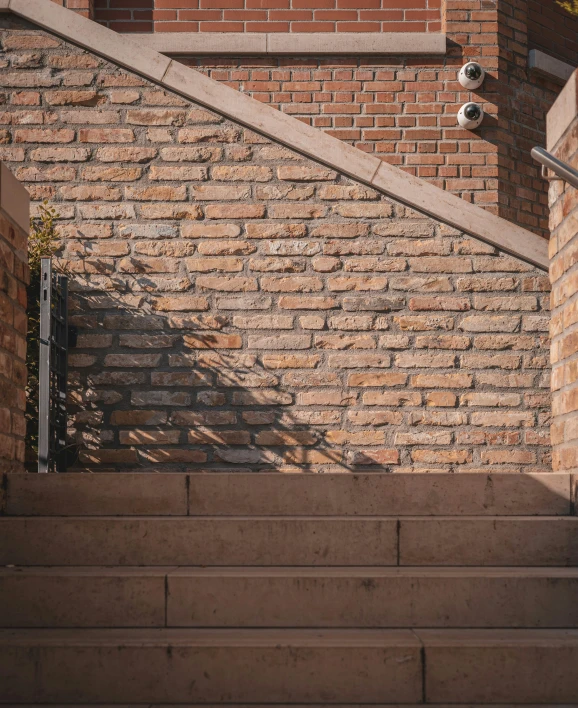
0 176 28 473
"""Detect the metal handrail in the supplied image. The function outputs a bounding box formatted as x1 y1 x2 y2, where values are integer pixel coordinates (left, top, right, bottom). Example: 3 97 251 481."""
531 146 578 189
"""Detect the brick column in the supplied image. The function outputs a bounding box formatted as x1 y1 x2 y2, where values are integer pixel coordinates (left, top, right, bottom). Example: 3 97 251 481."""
0 164 29 473
547 70 578 474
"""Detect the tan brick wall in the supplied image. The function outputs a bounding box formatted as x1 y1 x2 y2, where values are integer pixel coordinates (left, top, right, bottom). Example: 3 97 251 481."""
548 81 578 474
0 18 552 471
0 169 28 474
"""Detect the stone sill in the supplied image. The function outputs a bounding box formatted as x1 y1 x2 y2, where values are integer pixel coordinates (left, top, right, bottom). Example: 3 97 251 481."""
128 32 447 56
529 49 576 86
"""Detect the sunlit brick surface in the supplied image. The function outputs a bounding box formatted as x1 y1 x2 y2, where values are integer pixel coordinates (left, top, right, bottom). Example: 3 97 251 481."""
548 89 578 474
0 17 552 471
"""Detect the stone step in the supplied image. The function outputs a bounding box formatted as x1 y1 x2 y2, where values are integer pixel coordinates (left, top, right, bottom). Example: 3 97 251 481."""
2 566 578 629
0 516 578 566
1 516 577 567
3 472 573 517
1 628 577 704
166 566 578 629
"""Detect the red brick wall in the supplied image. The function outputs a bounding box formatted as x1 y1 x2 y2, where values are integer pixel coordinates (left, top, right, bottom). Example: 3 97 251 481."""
549 74 578 475
0 19 552 472
0 168 28 474
528 0 578 67
94 1 153 32
185 0 563 238
149 0 442 34
89 1 569 239
51 0 95 19
493 0 561 237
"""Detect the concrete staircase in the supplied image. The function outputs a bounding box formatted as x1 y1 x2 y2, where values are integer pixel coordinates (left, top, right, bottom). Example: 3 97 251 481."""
1 471 578 705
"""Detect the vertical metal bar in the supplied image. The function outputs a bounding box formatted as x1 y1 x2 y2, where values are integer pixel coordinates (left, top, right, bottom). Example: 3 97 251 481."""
38 258 52 474
55 275 68 473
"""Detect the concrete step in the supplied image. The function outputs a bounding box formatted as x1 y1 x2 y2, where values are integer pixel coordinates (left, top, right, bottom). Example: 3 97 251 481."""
2 566 578 629
1 516 577 566
0 517 398 566
0 628 423 704
1 628 577 704
166 566 578 629
3 472 573 517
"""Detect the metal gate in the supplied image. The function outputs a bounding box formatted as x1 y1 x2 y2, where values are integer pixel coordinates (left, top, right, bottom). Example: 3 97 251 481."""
38 258 69 473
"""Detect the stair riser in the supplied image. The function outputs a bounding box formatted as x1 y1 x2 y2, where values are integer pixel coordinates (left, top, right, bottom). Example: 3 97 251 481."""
1 639 577 704
0 644 422 704
425 642 578 704
400 518 578 566
0 518 398 566
0 575 165 628
4 473 573 517
2 517 577 566
2 573 578 629
167 575 578 629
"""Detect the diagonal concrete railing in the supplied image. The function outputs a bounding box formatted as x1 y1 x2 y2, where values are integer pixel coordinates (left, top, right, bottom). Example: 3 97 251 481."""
0 0 548 270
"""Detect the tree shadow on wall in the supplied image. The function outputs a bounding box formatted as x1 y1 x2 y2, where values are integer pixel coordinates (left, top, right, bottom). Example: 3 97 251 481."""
68 282 384 473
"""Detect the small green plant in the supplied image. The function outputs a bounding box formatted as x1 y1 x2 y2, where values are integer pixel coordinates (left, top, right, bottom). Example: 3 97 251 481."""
556 0 578 16
25 200 61 458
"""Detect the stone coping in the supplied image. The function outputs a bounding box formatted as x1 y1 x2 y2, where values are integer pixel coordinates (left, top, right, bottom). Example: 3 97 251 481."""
529 50 575 86
128 32 447 56
0 0 548 270
0 162 29 233
547 69 578 153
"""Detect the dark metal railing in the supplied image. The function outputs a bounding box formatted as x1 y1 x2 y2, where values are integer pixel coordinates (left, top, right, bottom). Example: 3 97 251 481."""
38 258 69 473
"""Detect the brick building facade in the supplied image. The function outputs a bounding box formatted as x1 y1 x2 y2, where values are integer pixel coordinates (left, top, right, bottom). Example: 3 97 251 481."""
0 11 552 471
80 0 578 240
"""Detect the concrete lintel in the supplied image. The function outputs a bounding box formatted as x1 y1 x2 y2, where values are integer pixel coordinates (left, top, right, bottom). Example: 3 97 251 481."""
4 0 548 270
529 49 576 86
547 69 578 152
0 163 30 234
130 32 446 56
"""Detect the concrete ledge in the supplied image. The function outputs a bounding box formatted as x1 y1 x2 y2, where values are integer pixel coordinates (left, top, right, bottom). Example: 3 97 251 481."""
529 49 575 86
547 69 578 152
131 31 446 56
5 0 548 269
0 163 29 233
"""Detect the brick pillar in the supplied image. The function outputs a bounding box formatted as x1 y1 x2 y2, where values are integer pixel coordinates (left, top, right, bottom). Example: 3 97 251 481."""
547 70 578 474
0 164 29 473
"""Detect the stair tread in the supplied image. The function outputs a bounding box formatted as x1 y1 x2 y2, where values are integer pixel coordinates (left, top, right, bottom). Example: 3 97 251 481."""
2 514 576 520
0 627 421 646
2 627 578 646
3 565 578 577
